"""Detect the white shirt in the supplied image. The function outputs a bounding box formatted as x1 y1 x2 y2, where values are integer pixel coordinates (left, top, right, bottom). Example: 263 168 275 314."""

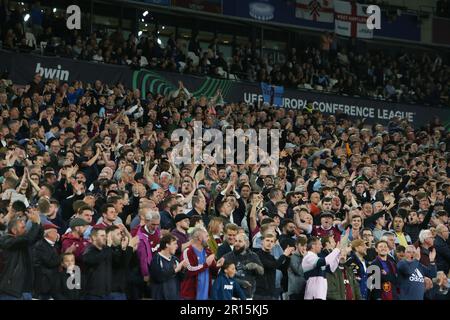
45 238 56 247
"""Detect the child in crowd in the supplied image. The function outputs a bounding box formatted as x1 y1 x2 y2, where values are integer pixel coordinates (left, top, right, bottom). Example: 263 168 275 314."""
53 252 82 300
211 261 246 300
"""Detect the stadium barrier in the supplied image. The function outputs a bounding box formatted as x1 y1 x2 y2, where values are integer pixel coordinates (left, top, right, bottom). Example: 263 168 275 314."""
1 50 448 127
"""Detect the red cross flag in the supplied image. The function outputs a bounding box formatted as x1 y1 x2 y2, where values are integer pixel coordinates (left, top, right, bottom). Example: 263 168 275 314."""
295 0 334 23
334 0 373 38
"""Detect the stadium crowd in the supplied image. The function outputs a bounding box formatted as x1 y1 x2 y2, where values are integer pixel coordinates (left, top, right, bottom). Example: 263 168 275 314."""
0 70 449 300
1 1 449 107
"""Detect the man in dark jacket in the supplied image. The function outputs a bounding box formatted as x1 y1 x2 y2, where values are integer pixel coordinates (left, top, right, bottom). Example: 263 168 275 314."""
105 225 137 300
254 232 294 299
435 224 450 274
404 206 433 244
216 223 238 259
426 271 450 300
222 232 264 299
348 239 369 300
368 240 399 300
149 234 187 300
278 218 296 295
279 219 297 249
0 211 42 300
186 194 210 227
215 181 247 226
32 223 61 299
82 227 113 300
264 188 283 217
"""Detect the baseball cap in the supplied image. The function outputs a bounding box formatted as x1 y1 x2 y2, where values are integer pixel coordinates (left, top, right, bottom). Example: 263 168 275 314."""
69 218 90 229
174 213 190 224
43 223 59 230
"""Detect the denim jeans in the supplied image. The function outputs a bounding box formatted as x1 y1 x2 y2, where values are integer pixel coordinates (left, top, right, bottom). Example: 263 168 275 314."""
0 294 20 300
22 292 32 300
0 292 32 300
107 292 127 300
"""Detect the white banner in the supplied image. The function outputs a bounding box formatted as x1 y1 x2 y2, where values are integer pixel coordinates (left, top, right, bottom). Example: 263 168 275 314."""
295 0 334 23
334 0 373 38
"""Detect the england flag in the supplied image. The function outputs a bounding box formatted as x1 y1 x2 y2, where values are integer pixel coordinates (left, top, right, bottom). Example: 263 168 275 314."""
295 0 334 23
334 0 373 38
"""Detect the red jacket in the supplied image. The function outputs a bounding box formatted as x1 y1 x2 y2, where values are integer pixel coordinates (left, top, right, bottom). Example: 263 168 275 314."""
61 233 90 263
311 225 342 243
180 245 219 299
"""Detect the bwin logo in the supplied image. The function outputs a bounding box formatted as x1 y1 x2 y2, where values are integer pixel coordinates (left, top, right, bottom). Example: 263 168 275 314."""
35 63 70 81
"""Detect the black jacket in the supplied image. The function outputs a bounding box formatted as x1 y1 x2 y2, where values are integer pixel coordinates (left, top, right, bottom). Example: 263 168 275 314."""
32 238 61 297
435 235 450 275
82 245 112 297
278 234 295 292
222 249 264 298
53 269 82 300
111 245 133 293
263 200 278 218
254 248 288 297
186 208 210 228
425 284 450 300
60 194 85 222
149 253 185 300
216 241 232 260
363 210 387 229
215 193 246 226
368 256 399 300
404 206 433 243
0 223 43 298
279 234 296 249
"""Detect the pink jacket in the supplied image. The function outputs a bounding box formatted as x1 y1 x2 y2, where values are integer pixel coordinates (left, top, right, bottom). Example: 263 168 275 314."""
136 226 161 278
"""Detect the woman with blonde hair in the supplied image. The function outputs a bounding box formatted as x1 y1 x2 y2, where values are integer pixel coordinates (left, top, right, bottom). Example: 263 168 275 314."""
207 217 224 254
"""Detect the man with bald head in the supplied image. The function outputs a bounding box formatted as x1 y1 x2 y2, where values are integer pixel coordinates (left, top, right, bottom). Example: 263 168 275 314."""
222 232 263 299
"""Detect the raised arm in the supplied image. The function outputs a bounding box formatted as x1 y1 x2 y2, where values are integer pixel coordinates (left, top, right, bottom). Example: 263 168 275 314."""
168 152 180 188
180 181 198 206
25 167 41 193
294 213 313 234
82 145 101 167
145 161 159 186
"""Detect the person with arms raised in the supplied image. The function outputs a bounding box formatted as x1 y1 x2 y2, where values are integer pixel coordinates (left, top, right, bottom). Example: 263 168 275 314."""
302 229 349 300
